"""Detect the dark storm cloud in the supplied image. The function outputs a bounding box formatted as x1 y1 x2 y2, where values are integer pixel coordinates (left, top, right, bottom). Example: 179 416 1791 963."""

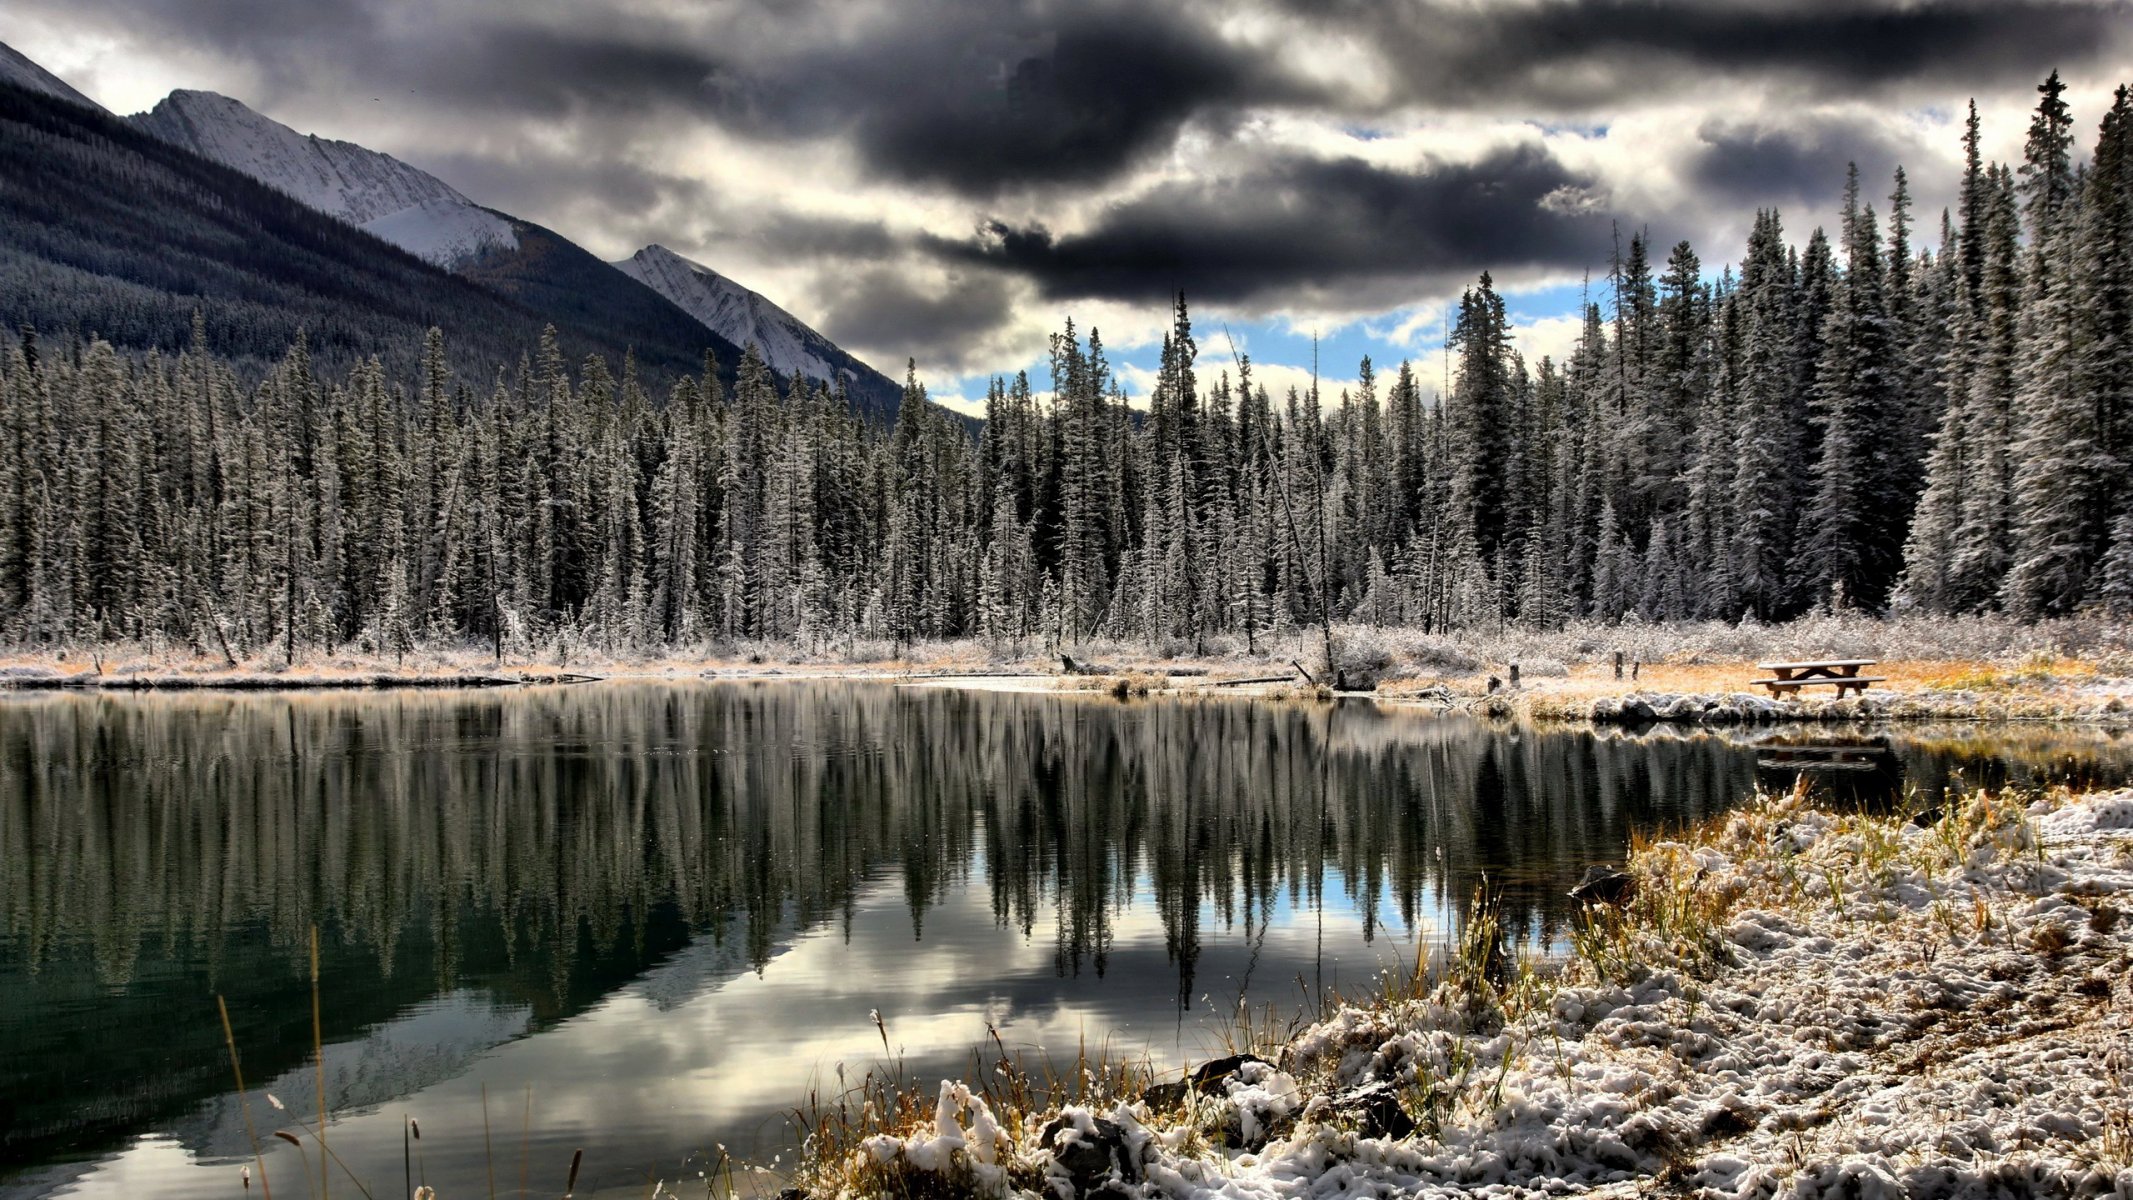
748 215 906 264
697 8 1305 196
930 145 1613 306
814 267 1021 373
1690 116 1919 211
14 0 723 116
677 0 2132 195
1288 0 2131 110
29 0 2129 198
421 150 708 222
412 26 718 118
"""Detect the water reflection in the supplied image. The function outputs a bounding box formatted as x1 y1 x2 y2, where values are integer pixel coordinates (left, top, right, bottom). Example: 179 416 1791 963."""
2 685 2128 1197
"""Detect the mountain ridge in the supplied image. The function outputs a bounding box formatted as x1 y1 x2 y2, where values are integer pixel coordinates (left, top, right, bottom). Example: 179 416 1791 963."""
0 40 917 422
114 74 904 416
0 42 103 112
132 88 519 269
617 244 903 412
0 72 745 388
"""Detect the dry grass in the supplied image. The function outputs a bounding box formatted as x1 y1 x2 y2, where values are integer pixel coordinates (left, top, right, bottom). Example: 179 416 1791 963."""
788 1018 1159 1200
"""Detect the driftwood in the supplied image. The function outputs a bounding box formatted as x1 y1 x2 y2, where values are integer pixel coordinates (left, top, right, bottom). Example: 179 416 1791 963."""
1060 655 1205 678
896 669 1056 680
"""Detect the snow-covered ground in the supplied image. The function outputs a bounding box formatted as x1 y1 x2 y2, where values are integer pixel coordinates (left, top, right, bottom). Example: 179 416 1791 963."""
824 786 2133 1199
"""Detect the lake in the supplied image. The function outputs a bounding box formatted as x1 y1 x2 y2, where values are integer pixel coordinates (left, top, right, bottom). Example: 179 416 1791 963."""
3 683 2129 1198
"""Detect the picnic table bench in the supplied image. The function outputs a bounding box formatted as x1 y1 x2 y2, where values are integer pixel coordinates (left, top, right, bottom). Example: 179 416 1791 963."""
1751 659 1884 698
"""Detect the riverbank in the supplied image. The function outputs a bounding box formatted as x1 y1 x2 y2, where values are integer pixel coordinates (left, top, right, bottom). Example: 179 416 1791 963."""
7 616 2133 726
793 783 2133 1199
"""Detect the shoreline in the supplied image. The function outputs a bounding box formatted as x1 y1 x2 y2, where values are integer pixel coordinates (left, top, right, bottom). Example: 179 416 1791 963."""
796 784 2133 1199
5 650 2131 727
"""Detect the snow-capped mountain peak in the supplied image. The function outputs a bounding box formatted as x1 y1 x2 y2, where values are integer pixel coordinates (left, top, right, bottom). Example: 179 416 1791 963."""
0 40 106 112
130 89 516 269
616 244 846 386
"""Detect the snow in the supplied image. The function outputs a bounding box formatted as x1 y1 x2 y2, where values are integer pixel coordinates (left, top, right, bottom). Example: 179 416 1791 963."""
129 89 516 268
361 197 516 268
0 40 105 111
864 1082 1014 1191
826 788 2133 1198
616 244 843 385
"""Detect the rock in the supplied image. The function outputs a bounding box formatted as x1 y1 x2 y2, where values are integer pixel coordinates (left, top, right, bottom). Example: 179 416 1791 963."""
1569 865 1637 906
1335 668 1382 692
1618 696 1656 723
1190 1052 1272 1094
1037 1114 1139 1197
1472 694 1516 719
1333 1082 1417 1140
1657 695 1712 722
1139 1079 1189 1110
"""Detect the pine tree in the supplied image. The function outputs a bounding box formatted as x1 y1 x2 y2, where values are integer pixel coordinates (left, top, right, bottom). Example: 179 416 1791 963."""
1446 273 1517 570
2006 74 2097 617
1730 210 1806 617
1799 165 1904 609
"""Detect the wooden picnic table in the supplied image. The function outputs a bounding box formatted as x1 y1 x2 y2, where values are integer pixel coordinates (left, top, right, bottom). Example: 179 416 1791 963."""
1751 659 1884 698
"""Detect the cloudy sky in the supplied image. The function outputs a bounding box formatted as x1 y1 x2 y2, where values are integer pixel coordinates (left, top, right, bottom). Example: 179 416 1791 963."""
12 0 2133 411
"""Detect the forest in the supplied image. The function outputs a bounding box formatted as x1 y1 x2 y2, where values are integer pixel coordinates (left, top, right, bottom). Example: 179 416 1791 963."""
0 72 2129 661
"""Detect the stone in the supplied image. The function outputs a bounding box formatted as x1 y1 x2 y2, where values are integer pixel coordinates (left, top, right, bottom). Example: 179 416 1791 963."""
1333 1082 1417 1140
1569 865 1637 906
1037 1114 1139 1198
1190 1052 1273 1093
1139 1080 1189 1110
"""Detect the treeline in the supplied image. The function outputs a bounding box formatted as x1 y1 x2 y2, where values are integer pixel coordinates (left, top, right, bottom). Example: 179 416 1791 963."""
1 73 2130 657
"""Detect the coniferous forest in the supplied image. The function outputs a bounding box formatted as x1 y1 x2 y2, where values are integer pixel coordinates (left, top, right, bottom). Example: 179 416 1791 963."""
3 73 2131 662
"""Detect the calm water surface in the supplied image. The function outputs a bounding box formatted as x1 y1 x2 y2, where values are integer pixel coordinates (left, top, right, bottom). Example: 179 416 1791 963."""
3 683 2130 1197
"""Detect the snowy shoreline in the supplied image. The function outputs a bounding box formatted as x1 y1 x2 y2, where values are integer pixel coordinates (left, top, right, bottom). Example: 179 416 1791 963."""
800 786 2133 1199
5 662 2130 730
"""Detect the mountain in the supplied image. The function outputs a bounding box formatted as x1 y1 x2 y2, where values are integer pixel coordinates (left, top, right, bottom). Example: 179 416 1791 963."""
618 244 902 414
121 80 904 417
119 86 764 398
0 41 102 112
0 71 745 386
132 88 517 269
